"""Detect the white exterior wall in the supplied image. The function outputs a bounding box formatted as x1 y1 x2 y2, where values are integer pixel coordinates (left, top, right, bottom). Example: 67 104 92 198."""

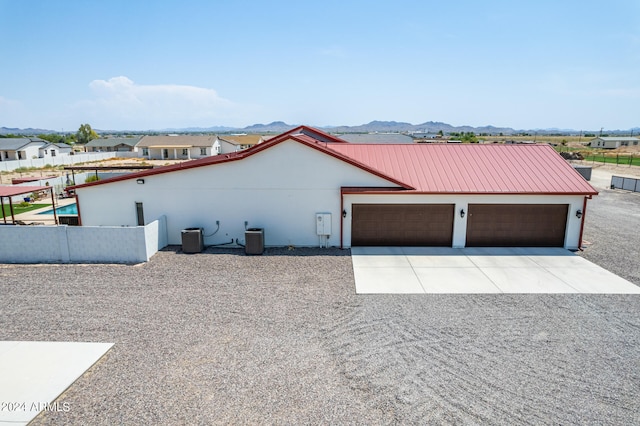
76 140 396 247
342 193 587 250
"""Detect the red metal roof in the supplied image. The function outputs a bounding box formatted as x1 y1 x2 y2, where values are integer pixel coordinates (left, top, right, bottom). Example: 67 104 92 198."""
327 143 598 194
0 185 50 197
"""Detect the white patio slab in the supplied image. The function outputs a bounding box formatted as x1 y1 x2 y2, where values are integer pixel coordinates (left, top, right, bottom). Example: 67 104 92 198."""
0 341 113 425
351 247 640 294
546 267 640 294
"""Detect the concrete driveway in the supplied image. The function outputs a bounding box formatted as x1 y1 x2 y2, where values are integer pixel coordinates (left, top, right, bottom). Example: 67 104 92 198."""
352 246 640 294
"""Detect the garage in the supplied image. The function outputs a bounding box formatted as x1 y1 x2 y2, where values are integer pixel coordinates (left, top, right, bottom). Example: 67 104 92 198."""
351 204 454 246
466 204 568 247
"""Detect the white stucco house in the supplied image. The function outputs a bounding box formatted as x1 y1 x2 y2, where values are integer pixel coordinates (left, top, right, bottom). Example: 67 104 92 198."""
589 137 639 149
0 137 72 161
136 135 216 160
39 142 72 158
214 134 264 154
72 126 598 250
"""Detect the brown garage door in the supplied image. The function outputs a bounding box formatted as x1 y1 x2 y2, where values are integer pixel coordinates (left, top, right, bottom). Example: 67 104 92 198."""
466 204 568 247
352 204 454 246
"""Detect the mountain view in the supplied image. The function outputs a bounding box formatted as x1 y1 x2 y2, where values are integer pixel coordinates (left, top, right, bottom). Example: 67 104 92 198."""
1 121 639 136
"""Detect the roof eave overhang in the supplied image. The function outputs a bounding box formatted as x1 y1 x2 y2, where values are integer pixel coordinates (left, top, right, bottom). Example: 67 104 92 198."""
341 189 599 196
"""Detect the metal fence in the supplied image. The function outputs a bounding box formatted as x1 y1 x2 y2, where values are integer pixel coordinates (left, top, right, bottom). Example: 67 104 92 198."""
611 176 640 193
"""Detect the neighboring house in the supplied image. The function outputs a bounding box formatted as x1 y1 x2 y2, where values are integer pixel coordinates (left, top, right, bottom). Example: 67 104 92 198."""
0 137 71 161
39 142 72 158
136 135 216 160
72 126 597 250
338 133 414 144
85 137 141 152
589 137 640 149
213 134 264 154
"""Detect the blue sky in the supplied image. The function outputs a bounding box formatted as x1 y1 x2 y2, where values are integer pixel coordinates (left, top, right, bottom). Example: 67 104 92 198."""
1 0 639 131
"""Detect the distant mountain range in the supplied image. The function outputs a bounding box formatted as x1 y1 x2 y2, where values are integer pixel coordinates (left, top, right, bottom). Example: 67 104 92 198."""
2 121 639 136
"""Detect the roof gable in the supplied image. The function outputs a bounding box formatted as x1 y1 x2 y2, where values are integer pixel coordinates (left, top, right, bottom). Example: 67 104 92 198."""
72 130 410 190
267 126 347 144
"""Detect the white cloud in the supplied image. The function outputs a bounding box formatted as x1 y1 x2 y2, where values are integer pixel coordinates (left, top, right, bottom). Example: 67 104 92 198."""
75 76 250 129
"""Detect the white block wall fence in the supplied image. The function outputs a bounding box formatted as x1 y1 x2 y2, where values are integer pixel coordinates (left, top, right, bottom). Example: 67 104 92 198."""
0 216 167 263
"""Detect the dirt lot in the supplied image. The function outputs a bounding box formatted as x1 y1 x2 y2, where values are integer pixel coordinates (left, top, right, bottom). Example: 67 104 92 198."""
0 157 189 185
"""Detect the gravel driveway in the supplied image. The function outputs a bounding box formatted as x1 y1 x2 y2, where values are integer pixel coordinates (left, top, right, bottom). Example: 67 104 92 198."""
1 184 639 424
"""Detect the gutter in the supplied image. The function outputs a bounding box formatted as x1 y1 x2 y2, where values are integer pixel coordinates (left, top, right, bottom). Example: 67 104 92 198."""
340 188 345 249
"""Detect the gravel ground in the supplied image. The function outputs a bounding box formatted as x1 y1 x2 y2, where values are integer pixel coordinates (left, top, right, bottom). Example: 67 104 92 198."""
578 185 640 285
1 184 639 424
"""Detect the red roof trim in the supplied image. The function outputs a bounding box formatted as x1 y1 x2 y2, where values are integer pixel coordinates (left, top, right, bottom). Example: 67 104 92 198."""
0 185 50 197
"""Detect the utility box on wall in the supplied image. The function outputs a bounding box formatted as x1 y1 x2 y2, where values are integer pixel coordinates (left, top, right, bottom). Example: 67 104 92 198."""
316 213 332 236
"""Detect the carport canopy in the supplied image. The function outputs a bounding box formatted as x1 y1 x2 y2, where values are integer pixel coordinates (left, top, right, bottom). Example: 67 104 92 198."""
0 185 56 224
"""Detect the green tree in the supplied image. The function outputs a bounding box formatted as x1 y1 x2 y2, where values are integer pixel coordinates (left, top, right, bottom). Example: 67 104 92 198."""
76 124 99 144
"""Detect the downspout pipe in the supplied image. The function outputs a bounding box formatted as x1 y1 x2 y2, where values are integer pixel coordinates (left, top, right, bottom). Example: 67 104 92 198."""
577 195 591 251
50 187 58 225
75 193 82 226
340 188 344 249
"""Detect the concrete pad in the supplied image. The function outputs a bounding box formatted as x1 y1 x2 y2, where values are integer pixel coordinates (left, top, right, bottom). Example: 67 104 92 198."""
466 254 541 268
406 254 476 268
414 267 502 293
0 341 113 425
474 267 580 293
511 247 574 256
400 246 462 256
354 267 424 294
462 247 521 256
526 254 601 268
351 247 640 294
351 254 412 268
351 246 405 255
547 267 640 294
